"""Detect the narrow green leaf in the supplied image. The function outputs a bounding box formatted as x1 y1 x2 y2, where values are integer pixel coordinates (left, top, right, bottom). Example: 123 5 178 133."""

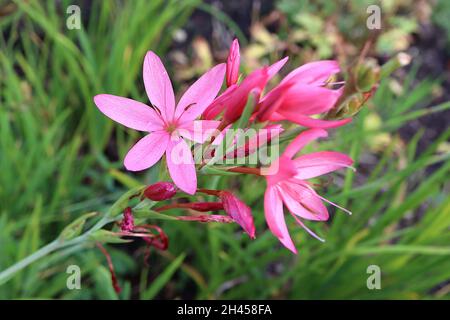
141 253 186 300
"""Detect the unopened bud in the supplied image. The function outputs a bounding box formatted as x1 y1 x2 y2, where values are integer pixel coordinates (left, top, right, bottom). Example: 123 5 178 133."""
120 207 134 232
226 39 240 87
335 92 364 118
143 182 177 201
355 58 380 92
219 191 255 238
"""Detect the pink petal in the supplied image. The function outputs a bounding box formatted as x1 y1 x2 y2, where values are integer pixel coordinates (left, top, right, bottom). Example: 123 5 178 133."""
124 132 169 171
224 124 283 160
177 120 220 143
267 111 285 121
223 67 269 123
278 181 329 221
282 129 328 159
281 60 340 86
293 151 354 179
202 85 237 120
263 155 297 185
264 186 297 253
143 51 176 121
278 84 342 115
220 191 255 238
226 39 240 87
255 81 293 122
176 64 226 122
267 56 289 80
242 124 284 155
280 113 352 129
166 137 197 194
94 94 164 132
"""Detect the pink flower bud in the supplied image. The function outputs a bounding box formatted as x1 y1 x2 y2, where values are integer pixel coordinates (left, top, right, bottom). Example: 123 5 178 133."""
143 182 177 201
220 191 255 238
226 39 240 87
120 207 134 232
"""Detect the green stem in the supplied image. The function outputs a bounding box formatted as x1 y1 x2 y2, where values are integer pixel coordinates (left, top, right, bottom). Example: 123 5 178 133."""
0 185 140 285
0 239 60 285
0 215 115 286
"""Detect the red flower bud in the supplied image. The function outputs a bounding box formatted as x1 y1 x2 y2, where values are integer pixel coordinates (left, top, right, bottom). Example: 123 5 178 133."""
143 182 177 201
220 191 255 239
120 207 134 232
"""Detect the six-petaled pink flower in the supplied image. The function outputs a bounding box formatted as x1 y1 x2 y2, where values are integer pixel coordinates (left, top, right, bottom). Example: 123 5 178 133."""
256 60 351 128
94 51 226 194
203 39 288 126
93 41 358 249
263 128 354 253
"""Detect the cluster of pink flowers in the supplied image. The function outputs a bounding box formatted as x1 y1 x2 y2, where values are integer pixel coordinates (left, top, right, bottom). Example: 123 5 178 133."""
94 39 354 253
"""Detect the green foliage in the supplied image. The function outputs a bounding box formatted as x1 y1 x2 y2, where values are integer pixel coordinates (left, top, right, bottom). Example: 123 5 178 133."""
0 0 198 299
277 0 420 56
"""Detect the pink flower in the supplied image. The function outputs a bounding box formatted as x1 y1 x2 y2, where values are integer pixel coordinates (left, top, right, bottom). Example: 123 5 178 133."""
203 39 288 125
202 69 268 125
226 39 240 87
94 51 226 194
256 60 351 128
220 191 255 239
263 128 354 253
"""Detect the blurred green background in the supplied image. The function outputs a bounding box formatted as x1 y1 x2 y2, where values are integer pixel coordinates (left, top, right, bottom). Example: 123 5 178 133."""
0 0 449 299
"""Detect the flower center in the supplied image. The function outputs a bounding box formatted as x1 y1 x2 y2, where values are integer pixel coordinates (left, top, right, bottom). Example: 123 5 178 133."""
165 122 178 134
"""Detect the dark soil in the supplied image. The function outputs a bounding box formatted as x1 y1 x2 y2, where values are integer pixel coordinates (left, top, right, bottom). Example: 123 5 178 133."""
400 22 450 155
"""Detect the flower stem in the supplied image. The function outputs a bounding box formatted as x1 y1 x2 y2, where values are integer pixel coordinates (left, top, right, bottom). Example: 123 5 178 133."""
0 239 60 285
226 166 261 175
0 215 115 286
156 202 224 212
